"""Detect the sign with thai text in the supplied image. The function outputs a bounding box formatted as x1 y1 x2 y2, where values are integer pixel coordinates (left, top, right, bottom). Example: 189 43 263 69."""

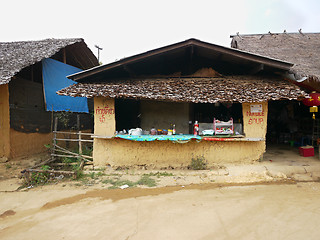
95 105 115 123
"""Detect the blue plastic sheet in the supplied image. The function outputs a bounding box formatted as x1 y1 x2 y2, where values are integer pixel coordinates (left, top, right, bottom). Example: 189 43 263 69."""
114 134 202 142
42 58 89 113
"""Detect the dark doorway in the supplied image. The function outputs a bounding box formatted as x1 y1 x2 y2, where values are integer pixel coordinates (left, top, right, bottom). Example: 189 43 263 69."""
267 100 313 146
115 99 140 131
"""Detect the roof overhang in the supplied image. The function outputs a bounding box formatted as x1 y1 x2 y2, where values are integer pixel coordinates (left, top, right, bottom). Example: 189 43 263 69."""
58 76 306 103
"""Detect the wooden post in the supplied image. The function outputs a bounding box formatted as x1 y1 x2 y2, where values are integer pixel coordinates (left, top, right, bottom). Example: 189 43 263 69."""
50 105 54 132
62 48 67 64
78 131 82 155
78 131 84 169
77 114 80 130
52 117 58 161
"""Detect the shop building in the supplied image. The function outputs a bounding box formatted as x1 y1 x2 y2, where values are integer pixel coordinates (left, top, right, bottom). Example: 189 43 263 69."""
58 39 306 168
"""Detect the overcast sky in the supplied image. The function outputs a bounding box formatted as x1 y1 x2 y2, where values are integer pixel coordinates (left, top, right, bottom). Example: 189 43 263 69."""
2 0 320 64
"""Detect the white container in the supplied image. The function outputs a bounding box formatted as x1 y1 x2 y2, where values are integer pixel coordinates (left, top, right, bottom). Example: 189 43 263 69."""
129 128 143 136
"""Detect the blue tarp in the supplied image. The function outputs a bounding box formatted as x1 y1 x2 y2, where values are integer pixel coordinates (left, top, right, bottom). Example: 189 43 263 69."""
42 58 89 113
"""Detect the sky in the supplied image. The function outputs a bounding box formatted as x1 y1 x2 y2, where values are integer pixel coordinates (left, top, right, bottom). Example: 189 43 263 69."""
1 0 320 64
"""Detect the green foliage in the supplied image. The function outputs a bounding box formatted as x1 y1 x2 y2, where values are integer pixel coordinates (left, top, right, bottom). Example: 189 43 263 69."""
25 172 49 186
74 170 84 180
102 179 137 189
41 165 50 171
5 163 12 169
44 144 51 149
56 111 74 129
88 172 97 179
137 175 157 187
62 157 75 164
190 156 207 170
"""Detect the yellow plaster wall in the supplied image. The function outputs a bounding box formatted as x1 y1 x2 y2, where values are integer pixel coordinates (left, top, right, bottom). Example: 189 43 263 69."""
140 101 189 133
242 102 268 138
0 84 10 158
93 138 265 168
9 129 52 158
94 97 115 136
92 99 268 168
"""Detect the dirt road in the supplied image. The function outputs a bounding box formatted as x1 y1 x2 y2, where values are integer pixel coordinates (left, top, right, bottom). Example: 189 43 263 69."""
1 182 320 240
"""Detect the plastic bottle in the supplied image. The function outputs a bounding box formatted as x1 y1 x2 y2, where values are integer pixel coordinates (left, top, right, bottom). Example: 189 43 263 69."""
172 124 176 135
194 121 199 135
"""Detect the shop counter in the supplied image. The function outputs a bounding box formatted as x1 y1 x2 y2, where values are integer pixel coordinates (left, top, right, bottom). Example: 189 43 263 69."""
92 134 264 142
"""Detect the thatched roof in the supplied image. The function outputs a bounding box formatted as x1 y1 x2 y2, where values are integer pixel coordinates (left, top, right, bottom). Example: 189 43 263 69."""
57 76 306 103
0 38 98 85
230 32 320 91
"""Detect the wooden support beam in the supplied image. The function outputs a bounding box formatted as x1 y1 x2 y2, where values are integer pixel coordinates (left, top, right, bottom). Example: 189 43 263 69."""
62 48 67 64
249 64 264 75
123 64 136 77
186 46 195 75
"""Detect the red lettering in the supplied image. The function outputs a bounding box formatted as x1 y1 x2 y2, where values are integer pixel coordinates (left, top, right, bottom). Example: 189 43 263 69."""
96 106 115 115
99 115 105 123
248 117 264 125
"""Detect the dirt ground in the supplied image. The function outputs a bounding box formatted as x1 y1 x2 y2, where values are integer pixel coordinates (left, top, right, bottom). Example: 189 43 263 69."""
1 147 320 239
1 181 320 240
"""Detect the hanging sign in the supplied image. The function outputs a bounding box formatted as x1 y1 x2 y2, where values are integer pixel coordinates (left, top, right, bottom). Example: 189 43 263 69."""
250 104 262 113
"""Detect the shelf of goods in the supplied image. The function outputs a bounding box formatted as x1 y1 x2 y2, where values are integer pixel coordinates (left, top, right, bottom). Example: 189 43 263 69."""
213 118 234 135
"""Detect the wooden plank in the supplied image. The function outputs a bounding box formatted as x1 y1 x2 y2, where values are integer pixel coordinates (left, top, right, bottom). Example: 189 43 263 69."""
52 154 78 158
25 168 75 175
54 138 93 142
91 135 114 139
54 145 93 159
53 131 93 136
51 162 79 166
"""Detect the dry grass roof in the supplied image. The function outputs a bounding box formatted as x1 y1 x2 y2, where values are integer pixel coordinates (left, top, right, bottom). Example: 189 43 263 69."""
57 76 306 103
0 38 98 85
231 32 320 82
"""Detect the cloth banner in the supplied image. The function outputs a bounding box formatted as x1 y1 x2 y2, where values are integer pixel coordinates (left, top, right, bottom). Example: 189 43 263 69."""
42 58 89 113
114 134 202 142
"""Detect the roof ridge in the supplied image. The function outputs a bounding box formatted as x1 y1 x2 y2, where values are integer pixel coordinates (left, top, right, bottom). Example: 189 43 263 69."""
230 31 320 38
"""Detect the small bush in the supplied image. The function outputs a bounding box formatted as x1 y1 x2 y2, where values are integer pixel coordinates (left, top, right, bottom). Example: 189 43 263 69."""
137 175 157 187
24 172 49 187
190 156 207 170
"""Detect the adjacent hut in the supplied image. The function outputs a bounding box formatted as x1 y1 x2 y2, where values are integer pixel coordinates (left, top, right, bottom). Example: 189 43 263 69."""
0 38 98 160
231 32 320 144
58 38 306 168
230 31 320 92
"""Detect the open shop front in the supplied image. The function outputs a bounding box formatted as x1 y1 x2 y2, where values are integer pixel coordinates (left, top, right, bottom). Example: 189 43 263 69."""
92 97 268 168
115 99 244 137
266 99 318 158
